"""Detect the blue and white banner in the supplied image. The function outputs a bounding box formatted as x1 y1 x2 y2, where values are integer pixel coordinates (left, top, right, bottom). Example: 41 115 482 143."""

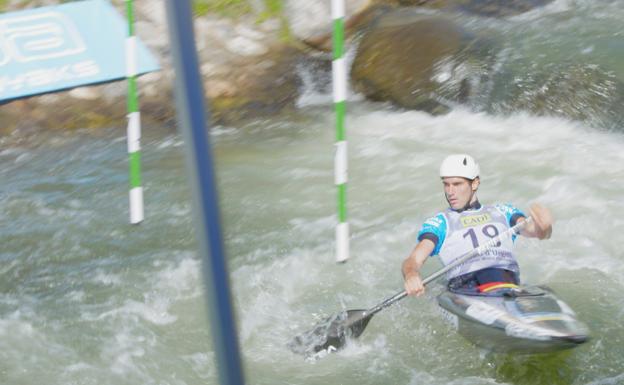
0 0 159 102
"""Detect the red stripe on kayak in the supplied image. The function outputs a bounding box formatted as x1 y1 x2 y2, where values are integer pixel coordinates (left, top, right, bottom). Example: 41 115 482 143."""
478 282 519 292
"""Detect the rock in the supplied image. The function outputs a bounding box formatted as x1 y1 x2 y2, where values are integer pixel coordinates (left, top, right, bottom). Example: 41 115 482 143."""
137 72 166 98
284 0 370 42
291 0 554 54
69 87 100 101
201 63 229 77
301 4 393 52
234 24 266 40
99 82 127 101
189 15 304 124
2 94 126 131
204 79 238 99
207 46 305 123
258 18 282 33
37 94 63 105
351 8 493 114
225 36 269 56
134 0 167 26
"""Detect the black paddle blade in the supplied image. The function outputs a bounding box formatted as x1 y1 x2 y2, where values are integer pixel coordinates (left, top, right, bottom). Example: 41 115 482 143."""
288 309 372 357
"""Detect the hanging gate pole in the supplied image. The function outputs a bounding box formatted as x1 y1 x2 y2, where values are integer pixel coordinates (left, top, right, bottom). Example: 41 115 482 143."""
126 0 144 224
332 0 349 263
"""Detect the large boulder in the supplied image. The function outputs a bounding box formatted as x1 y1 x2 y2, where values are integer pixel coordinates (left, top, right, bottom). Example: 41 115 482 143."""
292 0 554 54
351 8 494 114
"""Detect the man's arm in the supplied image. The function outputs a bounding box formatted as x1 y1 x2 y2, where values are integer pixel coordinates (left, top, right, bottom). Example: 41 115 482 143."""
519 203 553 240
402 239 436 297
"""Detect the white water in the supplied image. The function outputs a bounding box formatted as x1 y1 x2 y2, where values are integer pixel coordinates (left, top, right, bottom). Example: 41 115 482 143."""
2 98 624 385
224 104 624 385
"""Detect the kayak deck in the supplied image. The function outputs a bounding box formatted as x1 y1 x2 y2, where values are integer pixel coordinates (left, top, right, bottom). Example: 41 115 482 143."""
437 285 589 353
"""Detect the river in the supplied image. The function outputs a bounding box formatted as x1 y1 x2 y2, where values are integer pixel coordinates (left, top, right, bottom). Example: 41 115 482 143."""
1 0 624 384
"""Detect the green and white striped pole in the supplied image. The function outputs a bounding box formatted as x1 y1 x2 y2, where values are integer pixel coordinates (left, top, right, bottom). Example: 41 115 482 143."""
126 0 143 224
332 0 349 262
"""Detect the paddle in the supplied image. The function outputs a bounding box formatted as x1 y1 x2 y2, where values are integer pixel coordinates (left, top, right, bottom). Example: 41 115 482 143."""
288 217 532 357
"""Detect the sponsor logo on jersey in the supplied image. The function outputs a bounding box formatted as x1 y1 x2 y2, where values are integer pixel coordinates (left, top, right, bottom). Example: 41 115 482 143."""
460 213 492 227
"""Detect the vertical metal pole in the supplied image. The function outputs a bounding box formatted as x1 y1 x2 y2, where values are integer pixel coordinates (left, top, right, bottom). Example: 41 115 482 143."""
164 1 245 384
332 0 349 262
126 0 144 224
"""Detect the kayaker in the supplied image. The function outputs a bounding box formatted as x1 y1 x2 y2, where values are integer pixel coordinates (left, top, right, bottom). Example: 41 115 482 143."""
402 154 553 296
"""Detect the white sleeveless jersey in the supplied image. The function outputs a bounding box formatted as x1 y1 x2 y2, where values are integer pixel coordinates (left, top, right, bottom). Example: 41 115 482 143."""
437 205 519 280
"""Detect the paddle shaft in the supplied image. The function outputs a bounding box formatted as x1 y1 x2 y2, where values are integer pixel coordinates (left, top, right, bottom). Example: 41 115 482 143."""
365 217 532 317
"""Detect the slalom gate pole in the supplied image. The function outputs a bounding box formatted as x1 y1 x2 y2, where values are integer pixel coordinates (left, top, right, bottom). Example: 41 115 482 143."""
126 0 144 224
332 0 349 263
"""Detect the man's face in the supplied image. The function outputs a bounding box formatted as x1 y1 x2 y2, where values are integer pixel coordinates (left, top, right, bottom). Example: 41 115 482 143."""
442 177 478 210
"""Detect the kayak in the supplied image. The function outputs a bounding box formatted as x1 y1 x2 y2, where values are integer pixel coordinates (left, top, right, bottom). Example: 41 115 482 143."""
437 285 589 353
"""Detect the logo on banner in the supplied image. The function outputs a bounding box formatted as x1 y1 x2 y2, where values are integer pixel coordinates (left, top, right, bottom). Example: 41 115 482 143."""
0 12 100 94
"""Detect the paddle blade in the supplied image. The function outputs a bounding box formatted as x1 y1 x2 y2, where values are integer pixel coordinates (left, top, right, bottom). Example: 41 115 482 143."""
346 309 372 338
288 309 372 357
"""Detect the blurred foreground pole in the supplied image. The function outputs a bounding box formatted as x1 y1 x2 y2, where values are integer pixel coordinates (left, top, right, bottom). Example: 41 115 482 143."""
164 2 245 384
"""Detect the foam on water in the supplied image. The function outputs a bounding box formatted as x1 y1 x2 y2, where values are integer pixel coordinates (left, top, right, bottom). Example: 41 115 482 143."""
86 299 177 326
295 44 363 109
153 255 202 296
219 105 624 384
585 373 624 385
3 25 624 383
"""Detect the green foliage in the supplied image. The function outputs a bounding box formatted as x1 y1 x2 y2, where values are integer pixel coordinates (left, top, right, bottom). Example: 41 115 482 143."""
192 0 253 18
263 0 282 15
276 19 292 42
256 0 282 21
191 0 292 41
0 0 12 12
258 0 292 42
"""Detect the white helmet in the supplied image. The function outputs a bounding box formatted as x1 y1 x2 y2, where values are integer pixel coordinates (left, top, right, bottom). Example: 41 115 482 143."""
439 154 480 180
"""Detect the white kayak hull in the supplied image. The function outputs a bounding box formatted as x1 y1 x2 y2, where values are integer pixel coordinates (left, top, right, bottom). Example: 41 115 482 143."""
437 285 589 353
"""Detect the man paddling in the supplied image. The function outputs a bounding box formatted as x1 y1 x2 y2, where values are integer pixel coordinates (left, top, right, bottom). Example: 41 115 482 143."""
402 154 553 296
